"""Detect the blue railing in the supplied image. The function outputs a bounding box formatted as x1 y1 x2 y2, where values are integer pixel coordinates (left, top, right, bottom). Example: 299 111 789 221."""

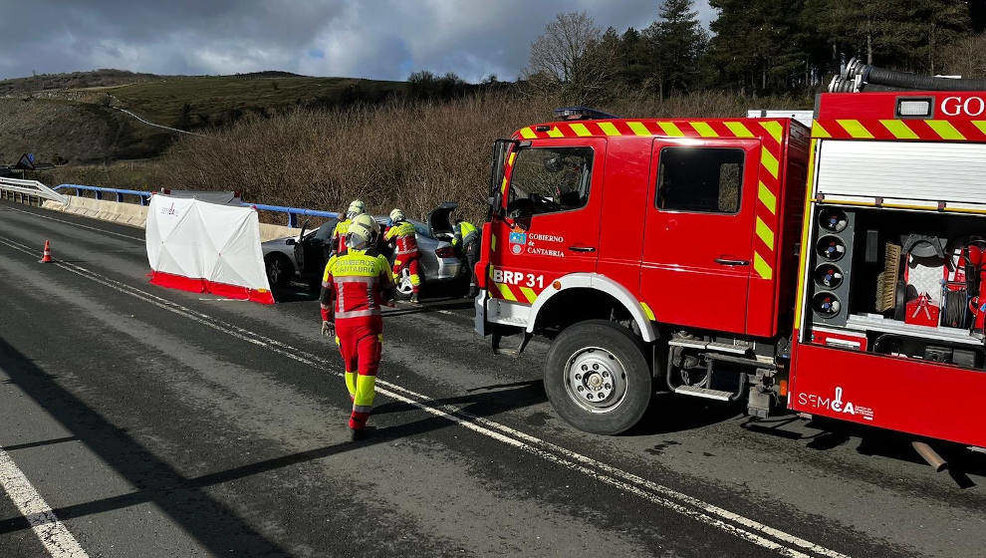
54 184 339 227
56 184 153 204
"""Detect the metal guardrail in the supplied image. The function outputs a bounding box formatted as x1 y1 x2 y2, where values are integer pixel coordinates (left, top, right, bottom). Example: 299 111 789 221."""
53 184 339 227
0 177 69 205
55 184 153 205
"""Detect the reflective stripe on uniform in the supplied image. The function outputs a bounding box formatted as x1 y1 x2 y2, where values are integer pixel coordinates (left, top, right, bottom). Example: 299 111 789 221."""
336 309 381 319
335 276 375 284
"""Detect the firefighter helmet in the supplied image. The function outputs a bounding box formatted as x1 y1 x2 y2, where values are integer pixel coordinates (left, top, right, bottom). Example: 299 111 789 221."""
389 208 405 223
346 200 366 220
346 213 378 250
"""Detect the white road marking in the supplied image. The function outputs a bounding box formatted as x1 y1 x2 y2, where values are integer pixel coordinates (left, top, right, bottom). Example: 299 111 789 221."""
2 205 145 242
0 447 89 558
0 233 849 558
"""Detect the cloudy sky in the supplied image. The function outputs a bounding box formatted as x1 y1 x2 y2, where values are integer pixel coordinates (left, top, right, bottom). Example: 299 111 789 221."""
0 0 714 83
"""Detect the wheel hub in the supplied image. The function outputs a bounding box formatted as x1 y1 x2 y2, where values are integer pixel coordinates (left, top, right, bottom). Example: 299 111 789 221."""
565 347 627 412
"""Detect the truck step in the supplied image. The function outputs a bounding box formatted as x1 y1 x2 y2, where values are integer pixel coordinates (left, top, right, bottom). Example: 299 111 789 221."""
673 385 734 401
668 338 752 355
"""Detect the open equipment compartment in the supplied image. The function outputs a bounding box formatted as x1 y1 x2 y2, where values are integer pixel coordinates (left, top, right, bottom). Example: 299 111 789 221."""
803 203 986 369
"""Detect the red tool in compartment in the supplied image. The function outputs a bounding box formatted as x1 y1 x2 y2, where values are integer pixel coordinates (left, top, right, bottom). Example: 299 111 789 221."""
905 294 940 327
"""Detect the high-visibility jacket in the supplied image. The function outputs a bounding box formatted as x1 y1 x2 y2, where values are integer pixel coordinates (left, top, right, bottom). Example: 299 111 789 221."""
384 221 419 259
320 248 394 323
453 220 478 247
331 219 351 255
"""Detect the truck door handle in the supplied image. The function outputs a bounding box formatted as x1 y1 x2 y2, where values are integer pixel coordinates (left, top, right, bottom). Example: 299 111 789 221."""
568 246 596 253
714 257 750 266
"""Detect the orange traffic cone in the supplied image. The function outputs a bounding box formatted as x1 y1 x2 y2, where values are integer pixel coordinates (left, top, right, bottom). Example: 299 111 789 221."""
39 240 52 263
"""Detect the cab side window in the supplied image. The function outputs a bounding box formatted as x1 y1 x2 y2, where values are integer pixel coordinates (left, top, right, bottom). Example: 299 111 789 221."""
508 147 594 216
656 147 744 214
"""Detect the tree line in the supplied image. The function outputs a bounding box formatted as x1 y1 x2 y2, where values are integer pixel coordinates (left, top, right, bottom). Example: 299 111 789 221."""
522 0 986 103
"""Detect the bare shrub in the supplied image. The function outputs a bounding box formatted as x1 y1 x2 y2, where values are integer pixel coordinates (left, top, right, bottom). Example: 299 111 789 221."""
129 90 807 224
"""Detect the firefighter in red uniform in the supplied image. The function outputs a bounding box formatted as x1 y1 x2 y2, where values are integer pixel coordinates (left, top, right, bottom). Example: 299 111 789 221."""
384 208 421 304
320 212 394 440
330 200 367 256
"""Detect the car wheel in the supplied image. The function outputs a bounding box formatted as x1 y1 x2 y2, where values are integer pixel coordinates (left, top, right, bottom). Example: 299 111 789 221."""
265 254 293 289
544 320 652 435
394 268 415 300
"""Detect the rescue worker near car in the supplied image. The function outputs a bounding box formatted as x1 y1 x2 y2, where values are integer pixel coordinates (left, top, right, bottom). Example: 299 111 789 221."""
330 200 367 256
384 208 421 304
453 218 480 297
320 212 394 440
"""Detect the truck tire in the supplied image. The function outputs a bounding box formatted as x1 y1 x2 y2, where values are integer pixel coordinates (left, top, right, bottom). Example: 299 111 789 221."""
544 320 652 435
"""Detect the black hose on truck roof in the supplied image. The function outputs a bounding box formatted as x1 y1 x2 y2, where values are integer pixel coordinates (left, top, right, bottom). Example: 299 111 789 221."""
829 57 986 92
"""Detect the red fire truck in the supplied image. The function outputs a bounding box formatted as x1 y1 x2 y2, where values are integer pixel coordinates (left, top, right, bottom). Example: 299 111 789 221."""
474 91 986 451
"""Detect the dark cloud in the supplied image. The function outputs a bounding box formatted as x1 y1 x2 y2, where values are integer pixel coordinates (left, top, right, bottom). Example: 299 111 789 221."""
0 0 714 82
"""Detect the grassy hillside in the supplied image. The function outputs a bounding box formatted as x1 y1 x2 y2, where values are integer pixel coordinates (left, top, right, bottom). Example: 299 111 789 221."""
0 97 167 164
0 70 411 164
0 69 162 95
109 74 408 130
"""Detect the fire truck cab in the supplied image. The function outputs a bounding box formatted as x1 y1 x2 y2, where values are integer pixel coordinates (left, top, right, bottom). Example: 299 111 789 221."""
474 97 986 448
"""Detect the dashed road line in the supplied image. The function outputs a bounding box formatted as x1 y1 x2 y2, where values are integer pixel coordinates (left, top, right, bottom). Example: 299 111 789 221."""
0 446 89 558
0 233 850 558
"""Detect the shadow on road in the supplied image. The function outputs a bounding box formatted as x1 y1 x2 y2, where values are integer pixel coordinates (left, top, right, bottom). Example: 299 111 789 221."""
0 338 548 549
742 414 986 488
623 393 745 436
0 337 290 555
374 379 546 417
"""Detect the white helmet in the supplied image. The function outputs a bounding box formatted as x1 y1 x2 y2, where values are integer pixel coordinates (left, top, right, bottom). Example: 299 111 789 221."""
346 200 366 220
389 208 405 223
346 213 378 250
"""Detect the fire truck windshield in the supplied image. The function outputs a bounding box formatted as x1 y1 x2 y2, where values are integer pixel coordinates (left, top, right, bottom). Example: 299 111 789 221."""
507 147 593 217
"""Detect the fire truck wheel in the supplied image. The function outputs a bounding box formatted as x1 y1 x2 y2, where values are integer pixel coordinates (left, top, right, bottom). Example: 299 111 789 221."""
544 320 651 435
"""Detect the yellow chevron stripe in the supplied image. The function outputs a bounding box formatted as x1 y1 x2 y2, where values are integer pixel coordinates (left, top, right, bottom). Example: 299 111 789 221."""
500 176 508 196
691 121 719 138
880 119 918 140
837 119 874 139
547 126 564 138
640 302 656 321
927 120 965 140
755 216 775 250
519 286 538 303
657 122 685 137
758 182 777 214
760 121 783 143
519 127 536 139
724 121 754 137
761 147 779 179
597 121 621 136
627 121 651 136
570 123 592 137
753 252 773 280
496 282 517 302
973 121 986 136
508 152 516 166
794 139 819 329
811 121 831 138
490 235 496 253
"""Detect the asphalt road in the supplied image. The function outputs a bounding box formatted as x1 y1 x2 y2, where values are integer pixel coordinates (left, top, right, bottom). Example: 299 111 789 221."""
0 199 984 558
